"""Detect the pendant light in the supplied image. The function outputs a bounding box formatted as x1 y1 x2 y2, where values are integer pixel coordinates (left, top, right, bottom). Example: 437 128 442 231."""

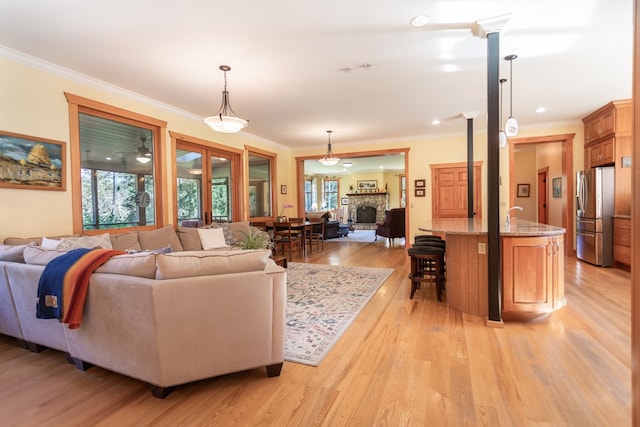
318 130 340 166
499 78 508 148
203 65 248 133
504 54 519 137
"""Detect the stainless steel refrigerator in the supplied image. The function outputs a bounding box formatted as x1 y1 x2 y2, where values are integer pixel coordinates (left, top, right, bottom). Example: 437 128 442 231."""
576 166 615 266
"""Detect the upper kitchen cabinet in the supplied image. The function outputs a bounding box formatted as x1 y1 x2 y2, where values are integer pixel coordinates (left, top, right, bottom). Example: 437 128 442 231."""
582 99 633 215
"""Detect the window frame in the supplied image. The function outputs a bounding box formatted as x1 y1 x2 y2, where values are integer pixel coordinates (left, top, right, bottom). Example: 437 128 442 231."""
323 178 340 210
245 145 277 221
65 93 167 235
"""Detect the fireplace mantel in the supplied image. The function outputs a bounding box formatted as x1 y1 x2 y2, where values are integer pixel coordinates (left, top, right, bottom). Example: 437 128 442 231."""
347 192 388 196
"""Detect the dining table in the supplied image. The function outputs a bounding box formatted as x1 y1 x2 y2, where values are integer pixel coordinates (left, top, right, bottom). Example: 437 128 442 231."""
265 220 322 256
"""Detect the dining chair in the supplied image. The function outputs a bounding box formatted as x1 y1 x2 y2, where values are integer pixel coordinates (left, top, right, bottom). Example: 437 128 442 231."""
273 221 302 260
307 220 324 253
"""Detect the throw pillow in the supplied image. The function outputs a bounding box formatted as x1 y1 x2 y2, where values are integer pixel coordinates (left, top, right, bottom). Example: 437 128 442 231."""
138 225 184 252
109 231 141 252
41 237 62 249
228 221 252 245
57 233 113 250
176 226 203 251
197 228 228 250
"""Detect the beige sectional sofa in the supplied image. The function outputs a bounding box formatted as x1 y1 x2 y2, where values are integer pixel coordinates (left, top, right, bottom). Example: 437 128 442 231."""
0 223 286 398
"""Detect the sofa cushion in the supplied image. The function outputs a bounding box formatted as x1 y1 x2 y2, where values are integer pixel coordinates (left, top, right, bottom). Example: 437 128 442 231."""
176 226 203 251
228 222 252 245
155 249 271 280
41 237 62 249
0 243 34 263
94 252 157 278
138 225 183 252
197 228 227 250
110 231 142 252
23 246 67 265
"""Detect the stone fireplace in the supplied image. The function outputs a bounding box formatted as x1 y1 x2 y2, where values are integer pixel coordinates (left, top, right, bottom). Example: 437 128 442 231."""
347 193 389 229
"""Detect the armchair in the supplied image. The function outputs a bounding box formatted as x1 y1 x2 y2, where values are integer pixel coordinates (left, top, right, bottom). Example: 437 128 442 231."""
375 208 406 246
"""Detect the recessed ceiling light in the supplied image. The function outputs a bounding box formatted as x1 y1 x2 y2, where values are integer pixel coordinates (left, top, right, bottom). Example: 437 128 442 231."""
105 157 111 161
536 107 547 113
431 119 441 125
342 161 353 167
410 15 430 28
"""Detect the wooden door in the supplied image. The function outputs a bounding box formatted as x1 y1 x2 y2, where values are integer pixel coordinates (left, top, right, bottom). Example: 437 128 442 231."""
537 168 548 224
431 162 482 219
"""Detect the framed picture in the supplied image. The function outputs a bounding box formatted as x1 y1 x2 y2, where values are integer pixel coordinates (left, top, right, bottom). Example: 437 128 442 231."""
341 197 349 205
552 177 562 198
357 180 377 191
517 183 530 198
415 179 425 188
280 184 287 194
415 188 425 197
0 130 66 191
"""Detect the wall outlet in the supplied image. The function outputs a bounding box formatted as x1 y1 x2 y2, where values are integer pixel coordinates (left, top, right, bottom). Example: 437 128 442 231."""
478 243 487 254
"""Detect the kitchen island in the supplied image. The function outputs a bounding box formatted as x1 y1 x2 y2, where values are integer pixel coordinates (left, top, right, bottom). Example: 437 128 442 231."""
418 218 566 321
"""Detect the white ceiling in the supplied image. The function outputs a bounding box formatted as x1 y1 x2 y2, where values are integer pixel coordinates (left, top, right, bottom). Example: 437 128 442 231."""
0 0 633 155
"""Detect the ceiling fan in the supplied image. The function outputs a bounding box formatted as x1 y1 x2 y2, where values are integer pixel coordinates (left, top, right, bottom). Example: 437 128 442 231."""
136 135 152 164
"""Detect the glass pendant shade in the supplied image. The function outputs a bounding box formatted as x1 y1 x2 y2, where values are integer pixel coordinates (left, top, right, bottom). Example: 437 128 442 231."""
499 130 508 148
505 116 519 137
204 65 248 133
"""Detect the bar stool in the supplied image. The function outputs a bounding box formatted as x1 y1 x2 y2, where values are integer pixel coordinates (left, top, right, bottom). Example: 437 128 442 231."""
407 237 446 301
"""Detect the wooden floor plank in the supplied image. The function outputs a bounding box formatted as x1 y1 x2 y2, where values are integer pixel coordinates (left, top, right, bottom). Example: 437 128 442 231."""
0 240 631 426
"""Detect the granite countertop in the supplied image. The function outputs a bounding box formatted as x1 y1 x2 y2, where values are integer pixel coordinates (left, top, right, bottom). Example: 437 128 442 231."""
418 218 566 236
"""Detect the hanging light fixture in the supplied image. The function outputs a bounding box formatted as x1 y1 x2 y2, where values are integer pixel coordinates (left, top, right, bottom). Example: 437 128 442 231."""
136 135 152 164
318 130 340 166
499 78 508 148
504 54 519 137
203 65 248 133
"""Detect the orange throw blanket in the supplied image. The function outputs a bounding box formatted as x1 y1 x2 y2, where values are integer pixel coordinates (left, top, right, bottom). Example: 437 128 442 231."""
37 248 125 329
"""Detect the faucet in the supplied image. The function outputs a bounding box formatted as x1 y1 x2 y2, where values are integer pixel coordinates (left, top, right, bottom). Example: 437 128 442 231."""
506 206 523 224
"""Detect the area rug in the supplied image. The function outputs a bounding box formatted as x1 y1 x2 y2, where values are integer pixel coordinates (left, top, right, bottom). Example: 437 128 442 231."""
339 229 379 243
285 262 393 366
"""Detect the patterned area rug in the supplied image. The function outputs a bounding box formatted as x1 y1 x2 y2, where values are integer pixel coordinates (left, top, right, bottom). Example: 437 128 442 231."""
285 262 393 366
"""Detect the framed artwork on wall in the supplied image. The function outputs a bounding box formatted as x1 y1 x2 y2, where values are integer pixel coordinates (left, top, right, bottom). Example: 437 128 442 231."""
517 183 530 198
415 179 425 188
280 185 287 194
415 188 425 197
0 130 66 191
341 197 349 205
552 177 562 198
357 180 377 190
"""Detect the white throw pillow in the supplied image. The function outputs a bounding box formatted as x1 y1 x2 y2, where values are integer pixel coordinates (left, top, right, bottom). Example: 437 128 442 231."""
197 228 227 250
41 237 62 249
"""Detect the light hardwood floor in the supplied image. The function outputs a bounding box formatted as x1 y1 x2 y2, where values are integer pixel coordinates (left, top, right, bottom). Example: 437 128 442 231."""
0 238 631 426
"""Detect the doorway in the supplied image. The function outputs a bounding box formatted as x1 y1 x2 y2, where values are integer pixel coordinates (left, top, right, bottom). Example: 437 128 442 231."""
508 133 574 255
538 167 548 224
171 132 243 225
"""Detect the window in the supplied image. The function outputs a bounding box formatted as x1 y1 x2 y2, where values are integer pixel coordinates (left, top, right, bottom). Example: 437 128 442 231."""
304 178 315 211
246 146 276 220
400 175 406 208
66 93 166 233
324 179 339 210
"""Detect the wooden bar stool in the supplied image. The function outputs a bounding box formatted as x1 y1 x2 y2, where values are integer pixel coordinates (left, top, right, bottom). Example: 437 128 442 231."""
407 240 445 301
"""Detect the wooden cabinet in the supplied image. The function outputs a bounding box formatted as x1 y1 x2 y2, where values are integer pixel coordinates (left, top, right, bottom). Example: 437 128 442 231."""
502 234 565 321
613 217 631 266
588 137 614 167
582 99 633 215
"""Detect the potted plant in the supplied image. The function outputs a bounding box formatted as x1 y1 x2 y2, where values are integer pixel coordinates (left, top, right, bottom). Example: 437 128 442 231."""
238 229 273 250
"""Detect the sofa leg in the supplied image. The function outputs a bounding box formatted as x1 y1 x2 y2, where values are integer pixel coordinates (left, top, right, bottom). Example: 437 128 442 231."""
15 339 29 350
70 357 94 371
25 341 47 353
266 362 283 377
148 384 175 399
